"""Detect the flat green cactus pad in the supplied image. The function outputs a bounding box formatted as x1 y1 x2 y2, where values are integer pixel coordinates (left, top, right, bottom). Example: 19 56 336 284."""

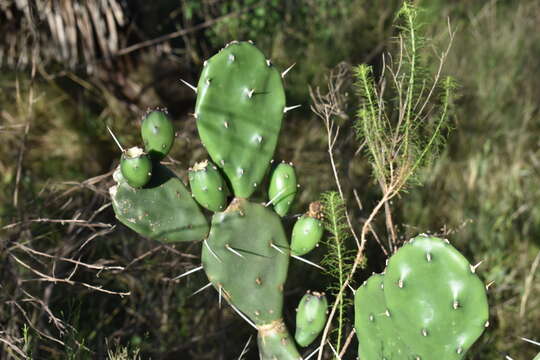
110 163 209 242
383 236 489 359
355 274 410 359
201 198 290 326
355 236 489 360
195 41 286 198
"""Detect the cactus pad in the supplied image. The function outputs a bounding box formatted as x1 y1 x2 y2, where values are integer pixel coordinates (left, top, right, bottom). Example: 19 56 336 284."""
355 274 409 359
355 235 489 360
110 163 209 242
195 41 286 198
383 235 489 359
202 198 290 325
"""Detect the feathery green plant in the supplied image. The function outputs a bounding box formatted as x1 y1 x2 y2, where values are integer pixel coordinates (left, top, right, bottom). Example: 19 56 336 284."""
354 2 455 196
320 191 356 354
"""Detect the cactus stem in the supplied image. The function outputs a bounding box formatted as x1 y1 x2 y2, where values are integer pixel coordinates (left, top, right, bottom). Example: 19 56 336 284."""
470 260 483 273
283 104 301 113
180 79 198 93
225 244 245 258
291 255 325 270
229 302 257 329
190 282 212 296
107 126 124 152
204 239 222 263
281 63 296 78
270 242 285 254
173 265 203 280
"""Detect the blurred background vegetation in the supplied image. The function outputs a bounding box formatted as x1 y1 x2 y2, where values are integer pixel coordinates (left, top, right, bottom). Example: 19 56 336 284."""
1 0 539 358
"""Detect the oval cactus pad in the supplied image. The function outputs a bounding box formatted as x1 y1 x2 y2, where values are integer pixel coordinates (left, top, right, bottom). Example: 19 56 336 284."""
195 41 286 198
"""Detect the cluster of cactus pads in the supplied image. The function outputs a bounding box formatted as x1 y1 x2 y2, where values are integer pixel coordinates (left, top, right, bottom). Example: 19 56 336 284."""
108 41 489 359
109 41 326 359
355 235 489 360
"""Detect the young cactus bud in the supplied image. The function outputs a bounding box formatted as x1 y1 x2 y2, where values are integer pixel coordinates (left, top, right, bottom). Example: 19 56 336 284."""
141 109 175 160
188 160 228 212
291 202 324 256
268 162 297 217
294 291 328 347
120 146 152 188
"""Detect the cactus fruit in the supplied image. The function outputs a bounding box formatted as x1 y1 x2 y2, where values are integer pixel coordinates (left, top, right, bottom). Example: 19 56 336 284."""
120 146 152 188
110 163 209 242
188 160 229 212
268 162 298 217
202 198 290 325
258 320 302 360
291 202 324 256
355 235 489 360
195 41 286 198
294 291 328 347
141 110 175 161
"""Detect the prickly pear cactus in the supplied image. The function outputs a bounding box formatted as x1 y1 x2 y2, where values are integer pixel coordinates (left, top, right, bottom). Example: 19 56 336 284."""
355 235 489 360
110 163 209 242
294 291 328 347
108 41 313 359
195 41 286 198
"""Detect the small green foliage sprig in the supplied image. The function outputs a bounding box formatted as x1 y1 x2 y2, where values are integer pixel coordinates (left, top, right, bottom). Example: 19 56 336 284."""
320 191 356 354
354 2 456 194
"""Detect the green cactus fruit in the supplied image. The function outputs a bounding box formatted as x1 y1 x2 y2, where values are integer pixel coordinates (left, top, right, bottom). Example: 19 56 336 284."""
188 160 229 212
268 162 297 217
294 291 328 347
120 146 152 188
202 198 290 325
384 235 489 360
291 202 324 256
355 274 409 359
110 162 209 242
258 320 302 360
141 109 175 161
195 41 286 198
